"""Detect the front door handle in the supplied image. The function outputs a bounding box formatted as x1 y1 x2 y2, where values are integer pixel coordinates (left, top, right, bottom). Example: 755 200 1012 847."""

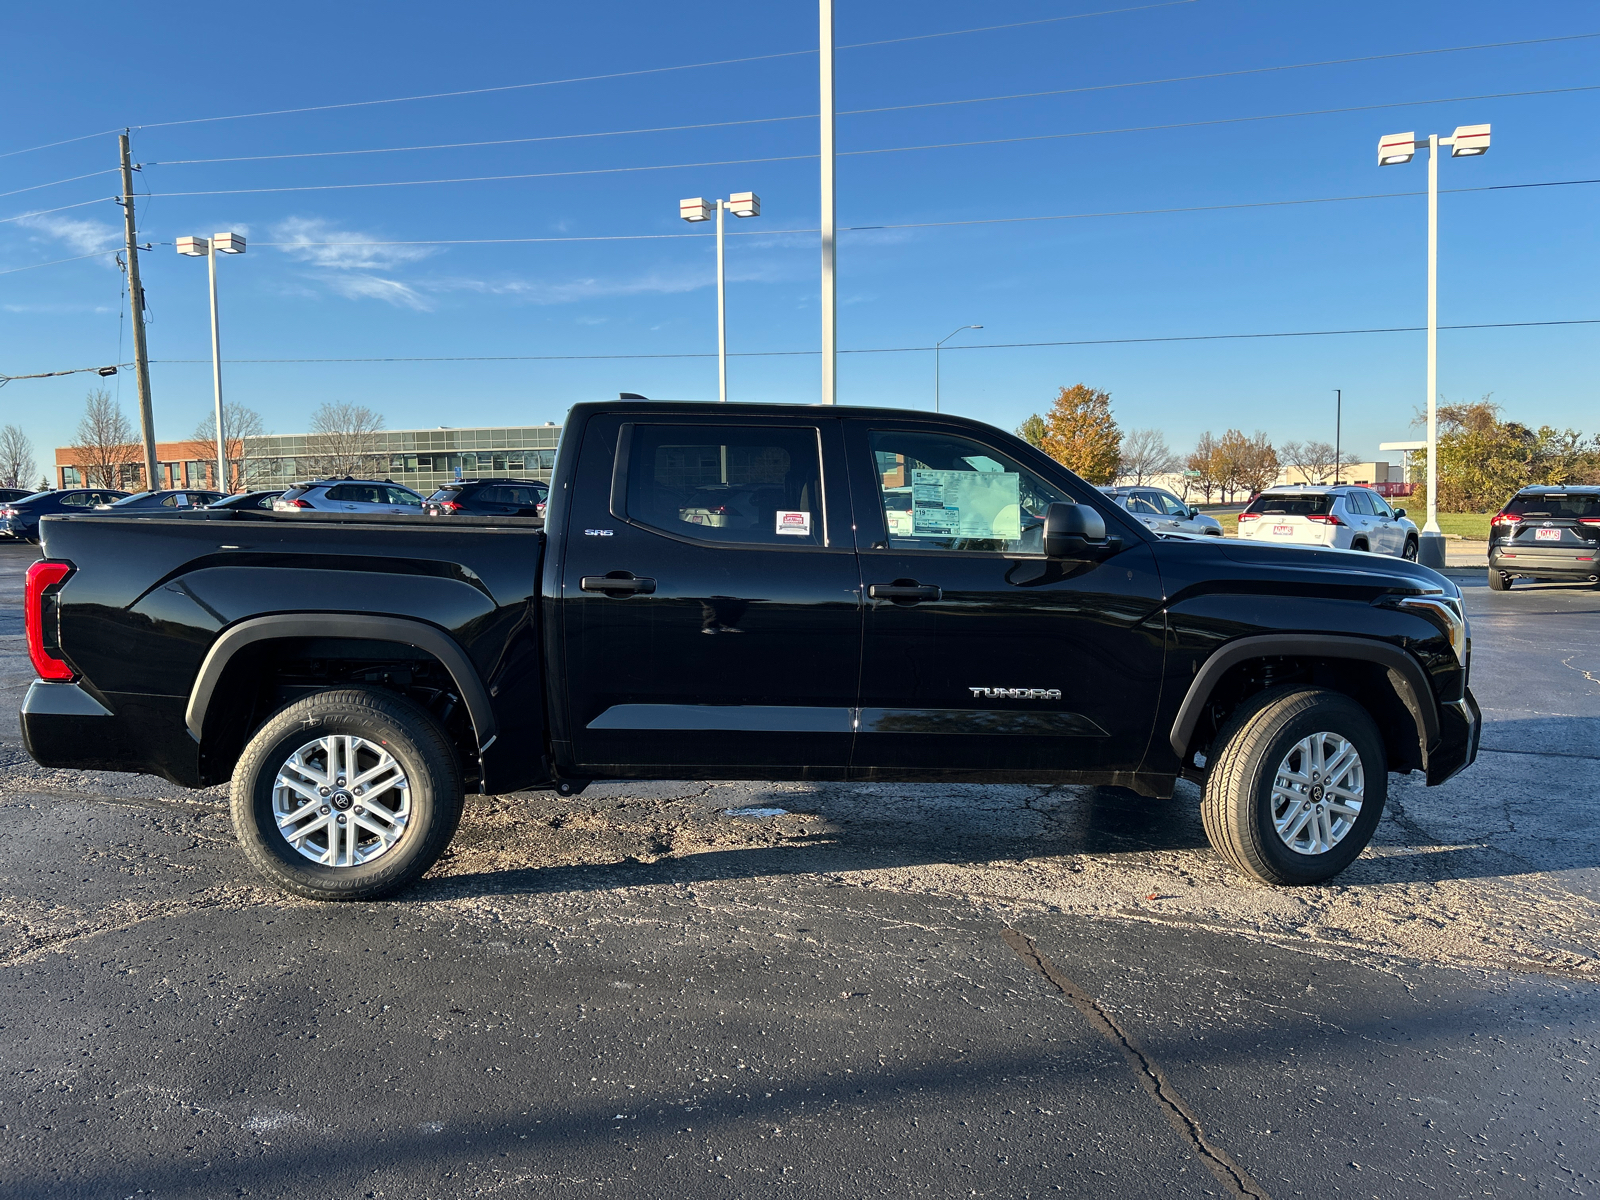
581 573 657 596
868 581 943 603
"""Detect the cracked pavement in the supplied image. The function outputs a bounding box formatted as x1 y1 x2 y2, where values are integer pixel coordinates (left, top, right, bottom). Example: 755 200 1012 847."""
1 541 1597 1198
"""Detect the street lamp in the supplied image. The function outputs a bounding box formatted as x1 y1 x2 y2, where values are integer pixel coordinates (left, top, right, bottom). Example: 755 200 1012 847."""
680 193 760 402
177 232 246 491
1377 123 1490 567
934 326 982 413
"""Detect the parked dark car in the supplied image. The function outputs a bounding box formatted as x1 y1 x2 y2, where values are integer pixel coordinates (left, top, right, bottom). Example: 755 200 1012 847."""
1488 485 1600 590
1 488 129 542
19 400 1478 903
203 490 285 511
0 487 38 505
425 477 548 518
95 489 226 512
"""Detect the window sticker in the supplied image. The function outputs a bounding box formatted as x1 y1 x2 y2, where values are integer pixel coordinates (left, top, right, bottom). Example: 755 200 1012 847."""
775 510 812 536
909 469 1022 540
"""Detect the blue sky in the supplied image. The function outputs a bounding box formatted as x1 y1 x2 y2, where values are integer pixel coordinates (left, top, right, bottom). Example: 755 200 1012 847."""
2 0 1596 470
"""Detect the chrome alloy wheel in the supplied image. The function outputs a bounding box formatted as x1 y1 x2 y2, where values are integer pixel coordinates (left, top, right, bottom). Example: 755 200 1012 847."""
272 735 411 867
1270 731 1364 856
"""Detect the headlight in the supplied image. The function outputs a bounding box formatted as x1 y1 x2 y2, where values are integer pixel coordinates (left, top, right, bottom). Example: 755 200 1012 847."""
1399 595 1469 664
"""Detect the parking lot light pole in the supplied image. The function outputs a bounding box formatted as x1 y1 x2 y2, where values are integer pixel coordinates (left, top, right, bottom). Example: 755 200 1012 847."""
935 325 982 413
1377 123 1490 568
177 232 246 490
679 194 761 402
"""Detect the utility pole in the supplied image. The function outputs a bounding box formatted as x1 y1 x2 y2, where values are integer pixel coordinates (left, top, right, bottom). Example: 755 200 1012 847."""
819 0 836 405
1334 388 1342 485
118 132 158 490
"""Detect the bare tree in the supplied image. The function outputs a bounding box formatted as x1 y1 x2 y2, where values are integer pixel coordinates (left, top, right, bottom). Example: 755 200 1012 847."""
0 424 36 489
1118 427 1180 485
1281 439 1356 486
186 402 268 492
70 389 140 490
304 401 386 479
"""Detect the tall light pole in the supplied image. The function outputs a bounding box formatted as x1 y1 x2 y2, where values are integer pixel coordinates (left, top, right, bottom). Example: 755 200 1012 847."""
819 0 836 405
1378 122 1490 568
1333 388 1342 485
177 232 246 490
935 326 982 413
679 194 760 402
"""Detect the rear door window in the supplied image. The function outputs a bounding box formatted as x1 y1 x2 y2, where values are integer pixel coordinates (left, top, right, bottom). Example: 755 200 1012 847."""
59 492 93 507
1507 494 1600 520
1246 494 1331 516
1344 491 1373 516
624 424 824 547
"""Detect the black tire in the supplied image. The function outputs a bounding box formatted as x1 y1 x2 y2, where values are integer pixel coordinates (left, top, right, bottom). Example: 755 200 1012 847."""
1402 537 1418 562
1351 539 1369 552
230 688 464 901
1487 568 1510 591
1200 687 1387 886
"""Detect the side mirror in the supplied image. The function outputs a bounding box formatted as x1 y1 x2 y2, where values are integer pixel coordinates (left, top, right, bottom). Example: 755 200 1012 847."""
1393 507 1406 519
1043 501 1117 560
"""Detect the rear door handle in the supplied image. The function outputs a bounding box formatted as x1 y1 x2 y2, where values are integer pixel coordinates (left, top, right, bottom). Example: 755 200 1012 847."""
868 582 943 603
580 574 657 596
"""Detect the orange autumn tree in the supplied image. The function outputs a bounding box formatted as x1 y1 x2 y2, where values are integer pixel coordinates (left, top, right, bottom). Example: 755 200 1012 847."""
1037 384 1122 484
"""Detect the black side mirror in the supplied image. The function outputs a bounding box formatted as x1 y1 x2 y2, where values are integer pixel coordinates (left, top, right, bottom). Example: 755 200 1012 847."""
1043 501 1117 560
1393 507 1406 519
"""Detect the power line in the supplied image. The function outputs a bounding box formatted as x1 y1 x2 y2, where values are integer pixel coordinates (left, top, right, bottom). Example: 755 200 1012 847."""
83 1 1201 144
143 32 1600 170
0 127 124 162
0 248 124 276
136 84 1600 201
141 318 1600 367
0 363 120 388
0 197 116 226
0 168 122 200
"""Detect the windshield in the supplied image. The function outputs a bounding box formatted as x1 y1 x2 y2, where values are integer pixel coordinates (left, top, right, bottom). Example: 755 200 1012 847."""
427 488 461 501
1506 494 1600 520
106 492 157 507
1244 494 1333 516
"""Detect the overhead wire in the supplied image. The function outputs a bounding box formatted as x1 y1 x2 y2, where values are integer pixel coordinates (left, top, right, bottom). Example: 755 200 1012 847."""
138 318 1600 367
0 248 124 276
143 31 1600 170
136 84 1600 201
0 168 122 200
0 197 116 225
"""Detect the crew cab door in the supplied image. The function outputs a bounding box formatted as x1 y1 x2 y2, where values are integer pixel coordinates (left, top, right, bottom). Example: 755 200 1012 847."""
845 420 1166 778
558 414 861 778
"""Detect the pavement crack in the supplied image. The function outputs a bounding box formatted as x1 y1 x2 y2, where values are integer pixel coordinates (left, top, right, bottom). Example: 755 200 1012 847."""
1001 927 1272 1200
1559 654 1600 689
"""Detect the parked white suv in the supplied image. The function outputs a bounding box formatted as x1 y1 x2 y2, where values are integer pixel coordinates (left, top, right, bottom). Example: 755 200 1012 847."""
1237 486 1418 559
273 479 425 515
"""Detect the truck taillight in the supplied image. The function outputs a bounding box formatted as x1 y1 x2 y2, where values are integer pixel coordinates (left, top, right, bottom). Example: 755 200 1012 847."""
25 560 75 682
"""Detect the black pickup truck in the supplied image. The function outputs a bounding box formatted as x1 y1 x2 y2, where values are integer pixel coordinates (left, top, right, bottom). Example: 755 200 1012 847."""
20 400 1479 900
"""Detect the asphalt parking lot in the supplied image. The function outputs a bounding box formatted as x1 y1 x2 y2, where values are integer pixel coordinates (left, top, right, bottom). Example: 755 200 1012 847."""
2 538 1597 1199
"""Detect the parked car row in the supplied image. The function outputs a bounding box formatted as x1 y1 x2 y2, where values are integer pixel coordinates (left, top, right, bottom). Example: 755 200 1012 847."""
0 476 552 543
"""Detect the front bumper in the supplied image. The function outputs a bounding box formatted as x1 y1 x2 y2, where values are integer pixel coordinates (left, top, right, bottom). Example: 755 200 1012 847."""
1425 686 1481 786
1490 545 1600 579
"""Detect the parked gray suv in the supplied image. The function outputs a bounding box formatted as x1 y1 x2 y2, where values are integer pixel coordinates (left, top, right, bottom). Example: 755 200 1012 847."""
273 479 425 515
1100 486 1223 536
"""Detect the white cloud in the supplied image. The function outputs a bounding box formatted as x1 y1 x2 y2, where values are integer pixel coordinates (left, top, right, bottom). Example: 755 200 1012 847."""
2 302 115 314
433 267 708 306
16 213 122 258
323 274 433 311
271 216 435 271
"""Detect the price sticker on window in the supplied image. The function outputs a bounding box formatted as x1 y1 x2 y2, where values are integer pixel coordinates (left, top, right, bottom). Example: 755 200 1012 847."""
775 510 812 536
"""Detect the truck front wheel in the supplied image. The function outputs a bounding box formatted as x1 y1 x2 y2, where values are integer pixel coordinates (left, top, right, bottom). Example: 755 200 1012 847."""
230 688 464 901
1200 688 1386 886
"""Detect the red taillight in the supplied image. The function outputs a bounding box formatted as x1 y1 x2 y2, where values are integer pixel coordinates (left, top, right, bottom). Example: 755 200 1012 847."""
1491 512 1522 527
1580 518 1600 527
1305 513 1344 526
25 560 75 682
1237 512 1260 522
439 501 463 513
288 498 313 509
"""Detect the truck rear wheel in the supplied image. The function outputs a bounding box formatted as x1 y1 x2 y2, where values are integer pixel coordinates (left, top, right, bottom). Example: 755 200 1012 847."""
230 688 464 901
1200 687 1386 886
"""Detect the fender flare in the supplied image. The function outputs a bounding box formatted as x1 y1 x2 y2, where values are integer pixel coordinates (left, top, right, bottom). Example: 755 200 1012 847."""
1169 633 1439 759
185 613 497 750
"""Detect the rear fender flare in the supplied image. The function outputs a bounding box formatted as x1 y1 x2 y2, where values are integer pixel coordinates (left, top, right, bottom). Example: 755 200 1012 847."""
185 613 497 751
1169 633 1439 761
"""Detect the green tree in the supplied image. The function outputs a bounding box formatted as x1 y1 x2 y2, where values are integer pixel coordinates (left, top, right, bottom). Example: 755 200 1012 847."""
1418 397 1598 510
1015 414 1047 449
1185 432 1221 503
1038 384 1121 484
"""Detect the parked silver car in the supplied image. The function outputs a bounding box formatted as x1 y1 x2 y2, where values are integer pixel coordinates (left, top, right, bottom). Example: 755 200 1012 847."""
1099 486 1223 536
273 479 425 515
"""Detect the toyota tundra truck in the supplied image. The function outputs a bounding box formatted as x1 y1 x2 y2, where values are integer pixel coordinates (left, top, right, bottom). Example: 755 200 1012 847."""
19 400 1480 900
